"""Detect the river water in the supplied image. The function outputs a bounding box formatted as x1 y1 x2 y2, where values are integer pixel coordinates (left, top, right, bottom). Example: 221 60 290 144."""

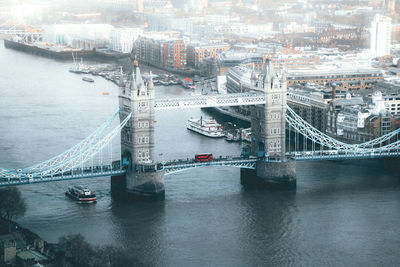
1 40 400 266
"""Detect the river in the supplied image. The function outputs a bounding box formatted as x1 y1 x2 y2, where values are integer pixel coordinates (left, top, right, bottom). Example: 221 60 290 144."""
0 40 400 266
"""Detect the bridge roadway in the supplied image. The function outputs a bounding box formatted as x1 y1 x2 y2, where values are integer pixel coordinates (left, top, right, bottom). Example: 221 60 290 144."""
0 164 126 187
1 150 400 187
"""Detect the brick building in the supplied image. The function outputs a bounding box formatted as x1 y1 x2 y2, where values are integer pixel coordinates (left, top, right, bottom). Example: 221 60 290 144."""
187 43 230 68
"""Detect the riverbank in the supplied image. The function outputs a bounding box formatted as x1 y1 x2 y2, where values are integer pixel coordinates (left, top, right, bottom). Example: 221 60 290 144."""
3 39 130 62
0 219 146 266
3 38 203 77
0 219 54 266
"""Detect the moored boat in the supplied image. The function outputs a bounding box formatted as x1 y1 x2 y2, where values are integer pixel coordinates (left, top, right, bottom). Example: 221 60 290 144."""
82 77 94 82
241 128 252 142
187 116 225 138
66 186 97 203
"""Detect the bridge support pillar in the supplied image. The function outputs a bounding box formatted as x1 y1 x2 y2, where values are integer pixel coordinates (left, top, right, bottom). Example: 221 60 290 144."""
241 160 296 189
125 165 165 201
111 167 165 201
111 174 126 199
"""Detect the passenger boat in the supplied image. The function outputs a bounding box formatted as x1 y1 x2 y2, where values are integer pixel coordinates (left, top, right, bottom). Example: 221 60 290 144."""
82 77 94 82
65 186 97 203
241 128 252 142
187 116 225 138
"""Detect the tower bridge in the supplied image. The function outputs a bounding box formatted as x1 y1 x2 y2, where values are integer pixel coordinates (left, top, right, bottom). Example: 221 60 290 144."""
1 59 400 200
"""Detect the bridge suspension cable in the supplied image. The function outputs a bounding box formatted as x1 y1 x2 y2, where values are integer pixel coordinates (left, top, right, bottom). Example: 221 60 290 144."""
286 106 358 151
28 112 131 178
24 110 120 173
286 105 400 153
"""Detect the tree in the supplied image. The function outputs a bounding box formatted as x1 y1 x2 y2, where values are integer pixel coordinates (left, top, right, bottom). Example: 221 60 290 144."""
57 234 95 267
56 234 146 267
0 187 26 232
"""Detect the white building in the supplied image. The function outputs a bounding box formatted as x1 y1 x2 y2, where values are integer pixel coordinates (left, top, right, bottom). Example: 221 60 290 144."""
110 28 143 53
370 14 392 58
42 24 114 46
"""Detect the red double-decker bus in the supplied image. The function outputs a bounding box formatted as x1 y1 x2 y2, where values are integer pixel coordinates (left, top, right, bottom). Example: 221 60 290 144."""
195 153 213 162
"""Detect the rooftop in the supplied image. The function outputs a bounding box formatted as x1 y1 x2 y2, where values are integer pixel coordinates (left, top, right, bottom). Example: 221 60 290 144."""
17 250 48 262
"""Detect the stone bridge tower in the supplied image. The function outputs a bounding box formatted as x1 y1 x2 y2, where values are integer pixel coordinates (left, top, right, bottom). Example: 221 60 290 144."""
112 58 165 200
241 60 296 188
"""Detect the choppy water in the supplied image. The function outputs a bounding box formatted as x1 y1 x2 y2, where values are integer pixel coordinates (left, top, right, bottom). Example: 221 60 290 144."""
1 40 400 266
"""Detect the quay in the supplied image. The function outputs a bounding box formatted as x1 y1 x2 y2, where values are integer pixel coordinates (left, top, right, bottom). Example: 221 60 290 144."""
3 39 129 61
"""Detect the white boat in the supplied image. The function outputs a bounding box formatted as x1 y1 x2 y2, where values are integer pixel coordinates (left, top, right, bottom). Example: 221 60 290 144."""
66 186 97 203
69 53 89 74
187 117 225 138
82 76 94 82
241 128 252 142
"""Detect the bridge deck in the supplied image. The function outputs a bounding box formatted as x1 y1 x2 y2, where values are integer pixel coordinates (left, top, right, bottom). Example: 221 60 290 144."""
1 151 400 187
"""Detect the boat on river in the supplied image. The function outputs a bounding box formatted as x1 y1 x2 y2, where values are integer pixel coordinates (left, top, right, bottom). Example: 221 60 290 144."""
66 186 97 203
82 77 94 82
187 116 225 138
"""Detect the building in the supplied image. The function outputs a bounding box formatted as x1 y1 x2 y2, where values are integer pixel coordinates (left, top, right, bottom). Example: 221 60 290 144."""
133 34 186 70
386 0 396 13
326 91 394 142
42 24 114 47
331 80 377 96
186 43 230 68
326 94 372 142
370 14 392 58
287 68 383 87
0 235 16 265
364 81 400 115
287 84 331 132
110 28 143 53
137 0 143 12
226 65 257 94
263 53 320 71
217 52 263 75
163 40 186 69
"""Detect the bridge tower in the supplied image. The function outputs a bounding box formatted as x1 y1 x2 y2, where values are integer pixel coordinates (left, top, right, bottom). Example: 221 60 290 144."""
112 58 165 200
241 60 296 188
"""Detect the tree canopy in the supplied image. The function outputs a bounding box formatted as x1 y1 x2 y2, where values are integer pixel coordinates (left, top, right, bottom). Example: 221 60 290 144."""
56 234 146 267
0 187 26 224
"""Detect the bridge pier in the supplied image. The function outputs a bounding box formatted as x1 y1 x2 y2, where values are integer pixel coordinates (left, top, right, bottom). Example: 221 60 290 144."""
125 165 165 201
241 160 296 189
111 168 165 201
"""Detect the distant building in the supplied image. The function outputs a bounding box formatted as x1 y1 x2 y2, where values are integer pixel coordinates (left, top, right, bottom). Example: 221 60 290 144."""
137 0 143 12
386 0 396 13
370 14 392 58
326 94 372 142
364 81 400 115
217 52 263 75
110 28 143 53
287 68 383 88
163 39 186 69
263 53 320 71
42 24 114 47
287 84 331 132
187 43 230 68
226 65 257 94
133 34 186 70
327 91 394 142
